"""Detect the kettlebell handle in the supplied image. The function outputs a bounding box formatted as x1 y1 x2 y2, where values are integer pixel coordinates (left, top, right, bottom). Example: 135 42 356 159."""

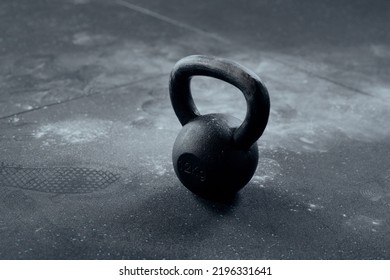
169 55 270 150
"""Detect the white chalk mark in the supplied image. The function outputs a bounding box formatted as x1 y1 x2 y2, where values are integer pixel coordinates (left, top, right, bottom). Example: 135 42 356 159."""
141 155 168 177
35 228 43 233
34 119 112 144
345 215 383 232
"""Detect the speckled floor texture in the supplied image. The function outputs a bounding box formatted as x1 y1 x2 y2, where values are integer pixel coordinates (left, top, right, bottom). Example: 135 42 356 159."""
0 0 389 259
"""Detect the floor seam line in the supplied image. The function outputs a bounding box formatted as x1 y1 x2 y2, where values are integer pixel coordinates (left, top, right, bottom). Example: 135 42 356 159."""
267 56 372 96
116 0 373 96
116 0 230 44
0 73 168 120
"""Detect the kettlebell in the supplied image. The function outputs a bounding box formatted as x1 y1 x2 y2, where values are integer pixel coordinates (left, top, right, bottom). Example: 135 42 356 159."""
169 55 270 199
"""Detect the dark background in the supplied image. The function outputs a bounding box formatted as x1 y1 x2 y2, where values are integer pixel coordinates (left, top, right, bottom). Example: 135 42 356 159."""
0 0 389 259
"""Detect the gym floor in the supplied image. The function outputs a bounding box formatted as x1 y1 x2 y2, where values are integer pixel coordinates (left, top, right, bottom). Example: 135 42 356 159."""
0 0 389 259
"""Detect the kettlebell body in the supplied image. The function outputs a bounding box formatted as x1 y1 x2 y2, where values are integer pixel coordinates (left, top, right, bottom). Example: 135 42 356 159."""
170 55 270 199
173 113 259 198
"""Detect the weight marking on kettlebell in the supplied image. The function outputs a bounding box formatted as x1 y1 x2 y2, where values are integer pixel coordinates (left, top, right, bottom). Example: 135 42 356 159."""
177 154 206 182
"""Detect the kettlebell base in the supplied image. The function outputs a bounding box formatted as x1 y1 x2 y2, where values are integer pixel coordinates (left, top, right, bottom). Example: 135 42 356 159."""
174 151 258 200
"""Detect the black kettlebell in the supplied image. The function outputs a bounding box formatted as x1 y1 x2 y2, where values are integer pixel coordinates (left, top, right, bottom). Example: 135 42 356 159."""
169 55 270 199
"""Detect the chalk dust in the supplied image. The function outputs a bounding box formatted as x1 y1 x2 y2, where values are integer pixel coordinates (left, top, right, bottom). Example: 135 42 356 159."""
34 119 112 145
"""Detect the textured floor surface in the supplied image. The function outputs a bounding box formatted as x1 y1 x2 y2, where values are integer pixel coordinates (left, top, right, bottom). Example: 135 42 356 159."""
0 0 389 259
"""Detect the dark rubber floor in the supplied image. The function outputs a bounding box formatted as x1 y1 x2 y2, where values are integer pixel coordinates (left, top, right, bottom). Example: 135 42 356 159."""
0 0 389 259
